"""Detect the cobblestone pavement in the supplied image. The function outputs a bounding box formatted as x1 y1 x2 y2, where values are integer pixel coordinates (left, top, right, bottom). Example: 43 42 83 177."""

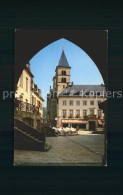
14 133 104 166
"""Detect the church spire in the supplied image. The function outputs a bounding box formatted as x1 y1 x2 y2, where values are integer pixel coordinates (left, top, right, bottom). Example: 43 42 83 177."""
57 50 70 68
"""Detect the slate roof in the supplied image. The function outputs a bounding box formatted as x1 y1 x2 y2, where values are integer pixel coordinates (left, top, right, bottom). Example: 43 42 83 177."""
57 50 70 68
59 84 106 97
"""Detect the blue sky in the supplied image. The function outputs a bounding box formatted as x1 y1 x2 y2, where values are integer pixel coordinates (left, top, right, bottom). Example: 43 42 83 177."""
30 38 104 106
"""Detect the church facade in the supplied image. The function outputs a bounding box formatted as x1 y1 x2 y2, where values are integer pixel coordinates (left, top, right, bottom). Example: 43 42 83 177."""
47 50 106 131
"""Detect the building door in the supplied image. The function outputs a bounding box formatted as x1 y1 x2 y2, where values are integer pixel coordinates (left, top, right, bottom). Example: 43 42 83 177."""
79 124 86 129
89 121 96 131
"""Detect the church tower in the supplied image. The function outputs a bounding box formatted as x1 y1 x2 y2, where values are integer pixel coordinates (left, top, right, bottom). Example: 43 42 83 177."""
54 50 71 95
47 50 71 126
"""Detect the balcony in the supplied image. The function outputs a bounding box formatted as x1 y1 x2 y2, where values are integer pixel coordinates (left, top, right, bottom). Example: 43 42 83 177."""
83 115 103 120
63 115 67 118
76 115 80 118
68 115 73 119
15 99 40 115
84 115 97 119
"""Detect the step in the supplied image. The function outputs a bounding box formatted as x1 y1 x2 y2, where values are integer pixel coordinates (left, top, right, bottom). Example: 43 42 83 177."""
15 127 43 143
44 144 52 152
14 117 46 141
15 125 45 141
14 127 46 151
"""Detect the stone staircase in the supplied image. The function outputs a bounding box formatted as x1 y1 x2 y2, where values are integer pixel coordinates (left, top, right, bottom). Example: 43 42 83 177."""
14 118 51 152
40 123 58 137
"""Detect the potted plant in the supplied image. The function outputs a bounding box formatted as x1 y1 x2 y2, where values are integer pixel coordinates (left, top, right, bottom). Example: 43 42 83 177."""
69 115 73 118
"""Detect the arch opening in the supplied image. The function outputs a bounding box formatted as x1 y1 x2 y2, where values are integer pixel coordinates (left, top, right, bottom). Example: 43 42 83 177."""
29 38 104 105
14 33 107 165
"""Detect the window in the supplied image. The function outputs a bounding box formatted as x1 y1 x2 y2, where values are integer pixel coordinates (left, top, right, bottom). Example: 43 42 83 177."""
98 110 101 117
76 110 80 116
83 110 87 116
62 77 66 82
69 100 73 106
20 73 23 88
90 110 94 115
63 110 66 117
63 85 65 89
26 77 28 92
32 97 36 105
76 100 80 106
62 70 66 75
90 100 94 105
83 100 87 105
63 100 67 106
69 110 73 116
37 100 41 108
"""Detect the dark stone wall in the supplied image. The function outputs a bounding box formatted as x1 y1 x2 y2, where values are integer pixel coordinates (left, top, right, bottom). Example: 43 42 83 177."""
14 128 45 151
47 98 57 127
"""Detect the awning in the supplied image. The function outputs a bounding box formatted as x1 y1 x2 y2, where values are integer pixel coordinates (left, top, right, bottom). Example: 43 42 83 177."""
62 119 87 124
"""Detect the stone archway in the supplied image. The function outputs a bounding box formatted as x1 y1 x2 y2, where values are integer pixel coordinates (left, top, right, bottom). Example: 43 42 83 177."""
15 30 108 89
15 30 108 165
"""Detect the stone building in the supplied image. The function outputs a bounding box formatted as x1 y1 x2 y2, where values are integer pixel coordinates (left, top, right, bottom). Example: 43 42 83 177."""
53 50 71 95
58 84 106 130
47 50 106 131
47 50 71 126
15 63 44 130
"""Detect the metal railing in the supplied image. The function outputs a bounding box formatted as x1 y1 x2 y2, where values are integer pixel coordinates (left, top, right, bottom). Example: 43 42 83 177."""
15 99 40 115
62 115 103 120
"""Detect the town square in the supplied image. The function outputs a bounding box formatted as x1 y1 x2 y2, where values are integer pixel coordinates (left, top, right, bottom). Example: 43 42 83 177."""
14 32 107 166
